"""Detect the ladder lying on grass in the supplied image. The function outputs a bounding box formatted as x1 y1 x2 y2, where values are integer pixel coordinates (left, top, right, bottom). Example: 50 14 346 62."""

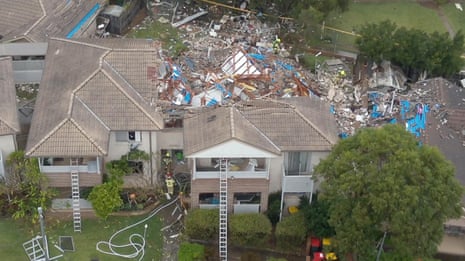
70 158 81 232
23 236 45 261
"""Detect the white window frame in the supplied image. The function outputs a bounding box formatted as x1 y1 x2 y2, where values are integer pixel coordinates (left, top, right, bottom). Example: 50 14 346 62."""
115 131 142 143
284 151 312 176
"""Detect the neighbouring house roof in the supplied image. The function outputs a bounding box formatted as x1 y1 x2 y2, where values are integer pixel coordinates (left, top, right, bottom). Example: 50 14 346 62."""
184 96 338 156
26 38 165 157
0 0 105 43
0 57 20 135
423 78 465 202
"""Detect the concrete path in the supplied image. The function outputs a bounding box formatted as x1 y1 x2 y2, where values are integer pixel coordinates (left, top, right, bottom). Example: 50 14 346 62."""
437 5 455 37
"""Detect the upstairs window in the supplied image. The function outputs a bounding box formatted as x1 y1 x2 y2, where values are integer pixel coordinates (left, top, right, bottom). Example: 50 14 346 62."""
115 131 141 142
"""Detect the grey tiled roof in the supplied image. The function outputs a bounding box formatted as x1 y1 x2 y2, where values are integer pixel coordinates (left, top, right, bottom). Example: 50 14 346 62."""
0 57 20 135
184 97 338 156
237 97 337 151
0 0 42 42
26 38 164 157
0 0 105 43
30 120 104 157
183 106 281 156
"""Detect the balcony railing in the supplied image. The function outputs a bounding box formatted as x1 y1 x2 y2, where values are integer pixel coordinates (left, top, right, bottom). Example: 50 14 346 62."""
193 170 268 179
282 175 314 193
39 160 99 173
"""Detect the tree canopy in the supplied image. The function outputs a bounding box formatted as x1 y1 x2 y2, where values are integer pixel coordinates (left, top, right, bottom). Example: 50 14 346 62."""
88 161 125 219
314 124 463 260
356 20 465 80
0 151 56 224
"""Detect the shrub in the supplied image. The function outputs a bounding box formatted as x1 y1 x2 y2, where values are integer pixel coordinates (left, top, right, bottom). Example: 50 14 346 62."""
88 182 123 219
178 242 205 261
184 209 219 241
299 195 335 238
80 187 93 199
229 213 272 247
275 212 307 252
88 159 126 219
266 191 282 225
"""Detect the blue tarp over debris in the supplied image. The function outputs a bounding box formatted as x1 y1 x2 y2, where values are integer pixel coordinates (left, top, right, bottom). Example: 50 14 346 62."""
400 100 429 137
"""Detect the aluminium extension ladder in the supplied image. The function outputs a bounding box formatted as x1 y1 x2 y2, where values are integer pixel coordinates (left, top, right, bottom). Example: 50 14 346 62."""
70 159 81 232
219 159 228 261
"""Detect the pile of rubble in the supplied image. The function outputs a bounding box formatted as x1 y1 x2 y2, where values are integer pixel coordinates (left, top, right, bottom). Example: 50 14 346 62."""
143 0 465 140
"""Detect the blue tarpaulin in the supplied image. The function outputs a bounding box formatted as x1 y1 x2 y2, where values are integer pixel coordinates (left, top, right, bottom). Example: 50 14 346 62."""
184 92 192 104
206 98 218 107
401 100 429 137
330 104 335 114
215 83 232 99
66 3 101 38
248 53 265 61
371 104 382 118
276 60 295 71
368 92 379 101
400 100 410 120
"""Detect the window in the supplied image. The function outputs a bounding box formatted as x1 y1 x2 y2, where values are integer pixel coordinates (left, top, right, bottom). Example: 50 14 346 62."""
115 131 141 142
234 192 260 204
285 152 312 175
199 193 219 204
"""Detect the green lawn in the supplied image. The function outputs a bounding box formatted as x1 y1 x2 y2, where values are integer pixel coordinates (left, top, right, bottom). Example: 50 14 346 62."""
442 3 465 35
127 21 187 56
327 1 446 34
316 0 448 52
1 215 163 261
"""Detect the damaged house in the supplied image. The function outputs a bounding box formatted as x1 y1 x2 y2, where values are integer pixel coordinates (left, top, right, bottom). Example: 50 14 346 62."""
24 35 340 219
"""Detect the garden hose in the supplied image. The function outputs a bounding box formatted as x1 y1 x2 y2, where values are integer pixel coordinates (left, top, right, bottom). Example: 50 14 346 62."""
96 196 181 261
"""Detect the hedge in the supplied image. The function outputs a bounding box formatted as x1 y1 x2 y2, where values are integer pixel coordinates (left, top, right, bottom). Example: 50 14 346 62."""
229 213 272 247
184 208 219 240
275 212 307 251
178 242 205 261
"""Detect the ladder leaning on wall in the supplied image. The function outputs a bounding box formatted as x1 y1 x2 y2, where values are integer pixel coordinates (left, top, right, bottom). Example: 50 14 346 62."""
70 158 81 232
219 159 228 261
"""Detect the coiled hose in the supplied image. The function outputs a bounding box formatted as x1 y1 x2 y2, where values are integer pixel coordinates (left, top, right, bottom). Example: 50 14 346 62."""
96 196 180 261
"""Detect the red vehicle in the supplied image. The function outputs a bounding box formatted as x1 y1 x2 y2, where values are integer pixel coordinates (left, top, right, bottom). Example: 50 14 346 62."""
306 236 338 261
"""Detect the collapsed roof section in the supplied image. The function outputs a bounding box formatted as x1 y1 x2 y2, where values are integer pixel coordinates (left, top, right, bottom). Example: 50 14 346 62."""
157 48 322 108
